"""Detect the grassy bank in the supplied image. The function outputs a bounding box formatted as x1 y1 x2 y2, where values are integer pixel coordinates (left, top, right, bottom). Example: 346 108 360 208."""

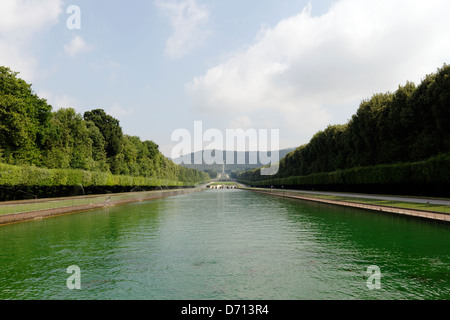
244 188 450 215
238 153 450 198
0 188 201 217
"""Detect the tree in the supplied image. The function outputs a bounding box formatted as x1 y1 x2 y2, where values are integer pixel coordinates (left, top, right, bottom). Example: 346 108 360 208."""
44 108 94 170
86 121 109 171
0 67 52 165
378 81 416 163
83 109 124 159
0 65 210 187
238 64 450 184
348 92 393 167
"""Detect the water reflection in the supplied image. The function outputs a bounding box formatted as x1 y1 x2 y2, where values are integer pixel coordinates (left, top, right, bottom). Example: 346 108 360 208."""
0 189 449 300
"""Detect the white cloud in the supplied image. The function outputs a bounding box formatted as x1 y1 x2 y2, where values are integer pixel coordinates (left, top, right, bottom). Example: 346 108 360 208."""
186 0 450 148
155 0 210 59
38 90 80 111
0 41 38 80
107 104 135 118
228 115 253 130
0 0 63 81
64 35 93 57
0 0 62 37
91 56 122 83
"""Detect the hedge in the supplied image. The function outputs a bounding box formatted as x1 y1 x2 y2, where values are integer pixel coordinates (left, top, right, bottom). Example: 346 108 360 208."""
0 163 189 187
240 153 450 187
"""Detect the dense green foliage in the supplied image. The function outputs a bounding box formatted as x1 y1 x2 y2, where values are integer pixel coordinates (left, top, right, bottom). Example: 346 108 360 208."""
0 162 185 187
83 109 124 159
239 153 450 187
0 66 209 188
0 67 52 165
238 65 450 189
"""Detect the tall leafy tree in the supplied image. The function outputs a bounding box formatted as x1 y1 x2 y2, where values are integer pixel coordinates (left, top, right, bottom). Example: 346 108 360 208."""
0 67 52 165
239 64 450 184
45 108 94 170
0 65 210 186
83 109 124 158
85 121 109 171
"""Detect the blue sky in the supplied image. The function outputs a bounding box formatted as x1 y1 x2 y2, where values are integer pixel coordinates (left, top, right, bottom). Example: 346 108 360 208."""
1 0 450 157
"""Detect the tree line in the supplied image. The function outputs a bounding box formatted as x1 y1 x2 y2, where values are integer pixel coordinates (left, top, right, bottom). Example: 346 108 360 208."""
0 66 209 188
238 64 450 194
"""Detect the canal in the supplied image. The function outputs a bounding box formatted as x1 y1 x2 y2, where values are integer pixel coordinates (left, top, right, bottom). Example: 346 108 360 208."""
0 189 449 300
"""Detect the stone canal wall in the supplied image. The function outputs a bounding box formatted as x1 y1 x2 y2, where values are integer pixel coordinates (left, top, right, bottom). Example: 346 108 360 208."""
246 188 450 223
0 188 202 226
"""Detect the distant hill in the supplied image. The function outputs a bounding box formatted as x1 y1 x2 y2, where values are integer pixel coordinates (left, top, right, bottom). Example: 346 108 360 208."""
172 148 295 175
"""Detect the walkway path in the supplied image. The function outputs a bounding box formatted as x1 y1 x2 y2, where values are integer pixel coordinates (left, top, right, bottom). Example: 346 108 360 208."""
244 188 450 223
272 189 450 206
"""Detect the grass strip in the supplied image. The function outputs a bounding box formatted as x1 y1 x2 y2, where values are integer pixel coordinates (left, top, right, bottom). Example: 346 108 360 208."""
278 191 450 214
0 190 185 216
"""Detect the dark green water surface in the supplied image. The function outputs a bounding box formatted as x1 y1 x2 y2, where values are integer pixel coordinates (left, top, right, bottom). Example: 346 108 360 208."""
0 189 449 300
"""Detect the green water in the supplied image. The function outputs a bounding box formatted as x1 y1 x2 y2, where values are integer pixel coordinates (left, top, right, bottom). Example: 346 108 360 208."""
0 189 449 300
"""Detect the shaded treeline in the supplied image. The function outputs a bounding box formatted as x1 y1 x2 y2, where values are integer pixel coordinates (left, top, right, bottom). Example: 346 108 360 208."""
238 65 450 196
0 66 209 199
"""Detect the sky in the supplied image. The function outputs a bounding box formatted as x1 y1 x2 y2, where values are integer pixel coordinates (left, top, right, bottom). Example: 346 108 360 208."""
1 0 450 158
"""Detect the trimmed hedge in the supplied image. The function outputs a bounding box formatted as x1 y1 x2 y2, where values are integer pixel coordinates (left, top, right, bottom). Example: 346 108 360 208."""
240 153 450 188
0 163 189 188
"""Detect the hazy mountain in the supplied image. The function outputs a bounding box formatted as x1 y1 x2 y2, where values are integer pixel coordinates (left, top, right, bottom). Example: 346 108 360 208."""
172 148 295 174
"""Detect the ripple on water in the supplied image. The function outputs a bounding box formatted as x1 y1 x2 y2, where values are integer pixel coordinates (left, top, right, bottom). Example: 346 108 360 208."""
0 189 449 300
